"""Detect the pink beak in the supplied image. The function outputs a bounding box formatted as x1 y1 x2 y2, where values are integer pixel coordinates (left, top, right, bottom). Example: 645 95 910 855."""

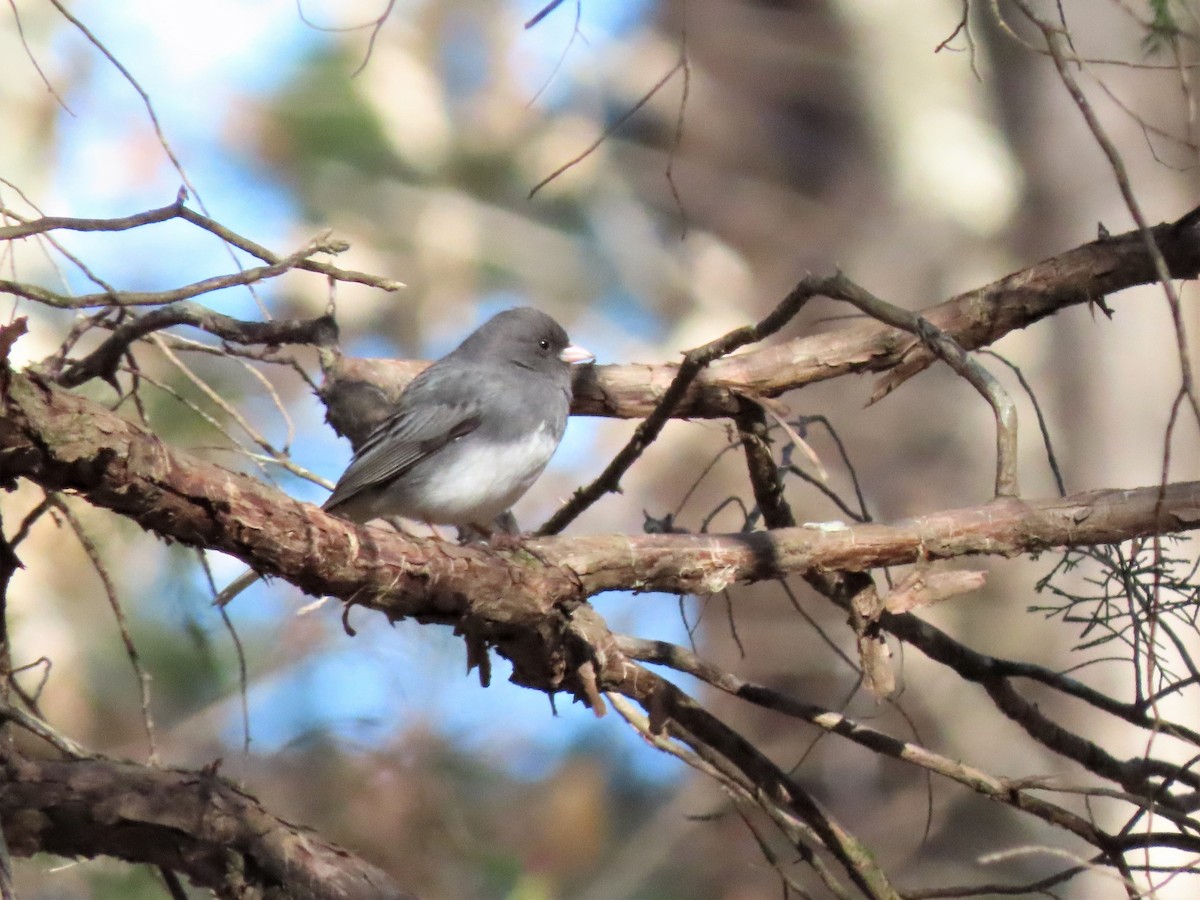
559 344 595 366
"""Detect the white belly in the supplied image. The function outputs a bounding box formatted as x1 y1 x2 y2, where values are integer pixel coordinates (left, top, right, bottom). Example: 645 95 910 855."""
401 424 561 526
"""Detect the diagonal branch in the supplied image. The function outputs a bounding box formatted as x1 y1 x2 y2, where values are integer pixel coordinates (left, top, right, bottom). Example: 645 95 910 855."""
1010 0 1200 429
614 634 1152 840
538 276 822 534
872 607 1200 811
0 200 403 294
0 746 418 900
320 208 1200 424
579 637 901 899
1 235 346 310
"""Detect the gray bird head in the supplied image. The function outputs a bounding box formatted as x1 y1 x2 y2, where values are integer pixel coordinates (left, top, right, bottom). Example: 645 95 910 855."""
455 307 593 378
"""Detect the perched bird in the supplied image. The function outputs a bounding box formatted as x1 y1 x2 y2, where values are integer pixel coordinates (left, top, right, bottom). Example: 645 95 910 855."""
215 307 593 607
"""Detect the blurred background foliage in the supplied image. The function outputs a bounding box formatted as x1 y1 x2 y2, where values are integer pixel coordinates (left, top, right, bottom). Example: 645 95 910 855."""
2 0 1200 897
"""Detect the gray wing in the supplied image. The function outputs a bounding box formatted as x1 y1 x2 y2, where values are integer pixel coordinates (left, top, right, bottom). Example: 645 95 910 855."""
323 390 481 513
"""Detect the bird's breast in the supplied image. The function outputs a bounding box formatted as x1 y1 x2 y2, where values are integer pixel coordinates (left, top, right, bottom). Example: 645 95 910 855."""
407 423 563 525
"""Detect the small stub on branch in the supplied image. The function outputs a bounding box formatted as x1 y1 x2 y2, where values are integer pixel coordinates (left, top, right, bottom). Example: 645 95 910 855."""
576 660 606 718
854 568 987 699
882 569 987 614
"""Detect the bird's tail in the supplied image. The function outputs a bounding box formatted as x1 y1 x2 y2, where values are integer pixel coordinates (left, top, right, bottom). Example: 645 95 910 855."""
213 568 263 608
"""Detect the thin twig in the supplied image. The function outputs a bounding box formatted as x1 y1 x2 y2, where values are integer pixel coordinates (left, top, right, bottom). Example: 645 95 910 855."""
540 274 827 534
529 56 686 198
824 273 1019 497
4 234 350 310
54 304 337 387
0 693 92 759
1012 0 1200 433
50 498 158 764
0 200 403 291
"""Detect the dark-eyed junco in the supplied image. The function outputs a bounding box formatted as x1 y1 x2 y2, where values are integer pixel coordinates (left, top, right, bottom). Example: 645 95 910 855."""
215 307 593 607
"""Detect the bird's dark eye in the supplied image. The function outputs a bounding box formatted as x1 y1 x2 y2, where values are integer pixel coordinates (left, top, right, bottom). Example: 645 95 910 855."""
538 339 550 350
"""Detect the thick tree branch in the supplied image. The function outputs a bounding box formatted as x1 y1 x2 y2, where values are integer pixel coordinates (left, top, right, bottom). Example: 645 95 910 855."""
0 748 417 900
553 485 1200 594
321 209 1200 428
4 366 1200 615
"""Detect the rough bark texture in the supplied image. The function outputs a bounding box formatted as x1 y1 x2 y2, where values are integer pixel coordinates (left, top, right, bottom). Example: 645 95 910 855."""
2 366 1199 695
0 749 417 900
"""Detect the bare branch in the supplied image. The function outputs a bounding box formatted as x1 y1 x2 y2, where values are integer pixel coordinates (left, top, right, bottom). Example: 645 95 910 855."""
1012 1 1200 431
615 634 1124 846
0 746 418 899
539 277 821 534
1 235 345 309
5 364 1200 605
52 304 337 388
585 630 902 900
323 210 1200 425
0 698 91 759
48 497 158 764
528 55 687 198
0 201 404 296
